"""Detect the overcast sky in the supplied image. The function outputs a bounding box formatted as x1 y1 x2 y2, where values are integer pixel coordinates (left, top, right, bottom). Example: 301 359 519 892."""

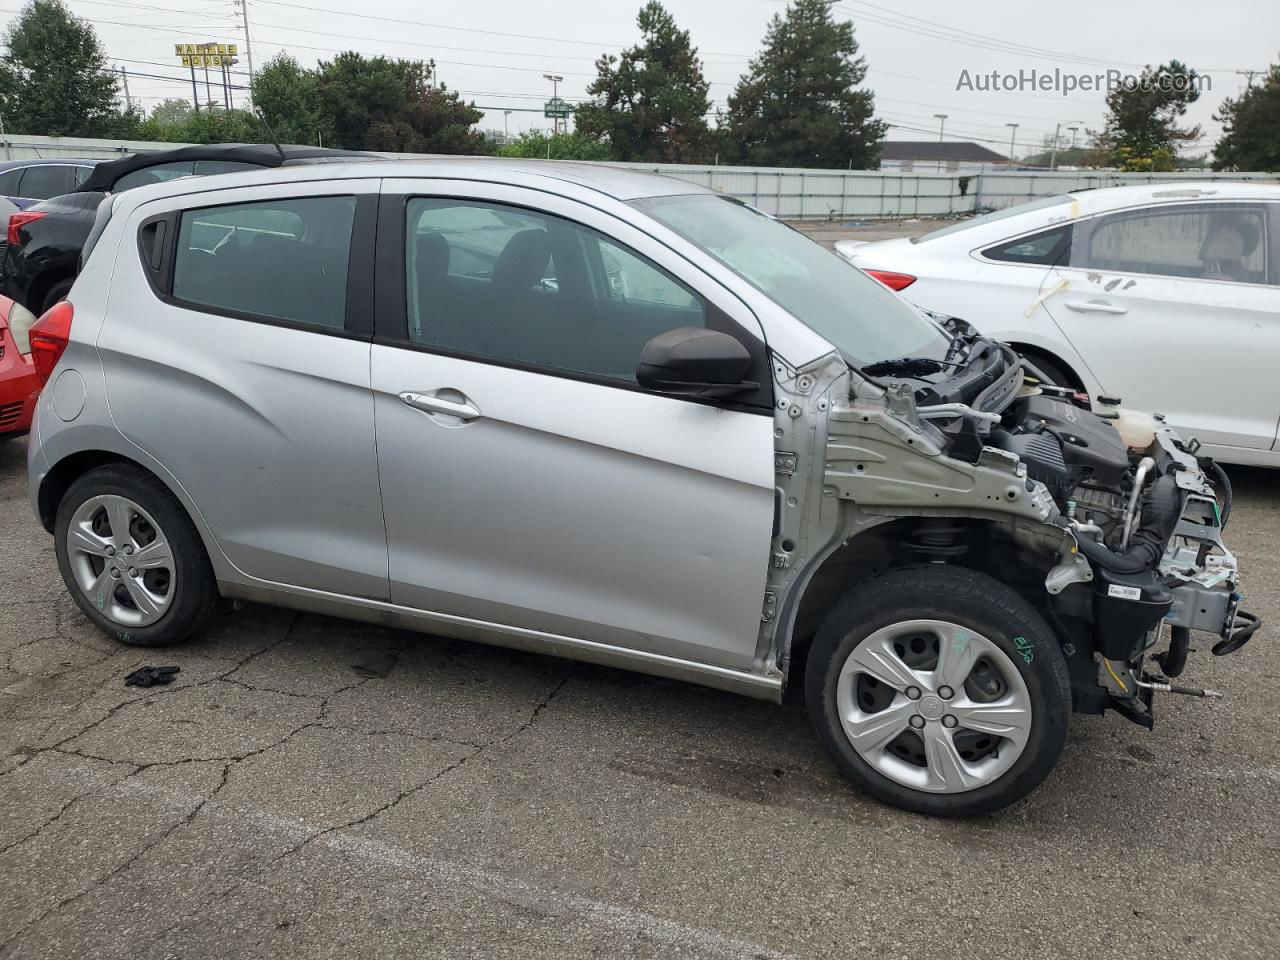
14 0 1280 158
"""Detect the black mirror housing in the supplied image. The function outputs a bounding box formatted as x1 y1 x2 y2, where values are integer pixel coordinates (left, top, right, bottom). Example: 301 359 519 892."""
636 327 756 398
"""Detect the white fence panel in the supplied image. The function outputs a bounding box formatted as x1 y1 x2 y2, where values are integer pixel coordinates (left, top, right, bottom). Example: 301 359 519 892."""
4 134 1279 219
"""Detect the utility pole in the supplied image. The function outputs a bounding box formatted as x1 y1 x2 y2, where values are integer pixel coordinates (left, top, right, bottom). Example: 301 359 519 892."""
120 66 132 111
1068 125 1079 148
1005 122 1018 168
233 0 256 84
543 73 563 135
1236 69 1260 88
933 114 947 172
1050 119 1085 171
190 61 201 112
503 110 512 141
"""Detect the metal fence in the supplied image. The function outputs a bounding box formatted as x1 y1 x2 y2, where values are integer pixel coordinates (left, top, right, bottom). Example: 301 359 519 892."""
4 134 1279 220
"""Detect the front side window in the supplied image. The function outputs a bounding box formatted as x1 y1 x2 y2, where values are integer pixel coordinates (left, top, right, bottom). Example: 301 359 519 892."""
18 164 74 200
171 195 356 329
405 198 707 382
1074 203 1267 283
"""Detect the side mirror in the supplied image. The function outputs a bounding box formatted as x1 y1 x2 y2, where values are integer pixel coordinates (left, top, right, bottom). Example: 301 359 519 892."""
636 327 756 398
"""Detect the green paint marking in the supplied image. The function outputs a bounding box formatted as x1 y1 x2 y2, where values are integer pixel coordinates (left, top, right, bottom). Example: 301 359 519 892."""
1013 634 1035 664
952 630 970 653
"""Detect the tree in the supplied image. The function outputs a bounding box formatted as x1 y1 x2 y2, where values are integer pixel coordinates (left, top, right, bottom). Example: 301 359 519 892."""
251 53 330 146
722 0 885 168
144 108 263 145
314 53 491 154
148 97 194 128
1213 62 1280 171
574 2 710 162
1098 61 1201 170
498 130 610 161
0 0 122 136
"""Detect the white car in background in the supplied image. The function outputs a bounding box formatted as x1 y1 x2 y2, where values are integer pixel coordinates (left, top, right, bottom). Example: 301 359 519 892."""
836 183 1280 467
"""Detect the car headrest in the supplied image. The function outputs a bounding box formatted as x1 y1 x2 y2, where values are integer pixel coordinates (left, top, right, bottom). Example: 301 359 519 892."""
492 229 551 292
414 232 450 290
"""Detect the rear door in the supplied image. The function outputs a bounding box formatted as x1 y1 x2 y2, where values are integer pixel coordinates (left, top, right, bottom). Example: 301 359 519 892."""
99 178 389 597
370 179 776 670
1040 201 1279 451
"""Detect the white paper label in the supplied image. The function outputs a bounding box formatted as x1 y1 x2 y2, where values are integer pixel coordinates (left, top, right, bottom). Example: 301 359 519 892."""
1107 584 1143 601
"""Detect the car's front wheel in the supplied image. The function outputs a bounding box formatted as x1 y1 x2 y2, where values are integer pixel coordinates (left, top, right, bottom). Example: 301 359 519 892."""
805 566 1070 817
54 463 218 646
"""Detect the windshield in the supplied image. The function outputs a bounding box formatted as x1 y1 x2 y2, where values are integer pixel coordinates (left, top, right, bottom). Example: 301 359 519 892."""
912 194 1073 244
636 194 947 366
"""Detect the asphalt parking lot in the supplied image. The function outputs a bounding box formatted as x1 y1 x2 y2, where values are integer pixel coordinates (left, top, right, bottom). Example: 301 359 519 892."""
2 220 1278 960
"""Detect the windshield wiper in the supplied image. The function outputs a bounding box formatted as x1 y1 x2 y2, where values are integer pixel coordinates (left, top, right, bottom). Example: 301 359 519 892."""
861 356 963 378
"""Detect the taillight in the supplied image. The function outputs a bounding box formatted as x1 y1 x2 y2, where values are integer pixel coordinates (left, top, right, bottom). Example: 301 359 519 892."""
7 210 47 246
28 300 73 382
864 269 917 292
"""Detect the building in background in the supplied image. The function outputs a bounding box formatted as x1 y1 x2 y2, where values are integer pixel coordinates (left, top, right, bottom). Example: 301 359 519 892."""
879 140 1010 173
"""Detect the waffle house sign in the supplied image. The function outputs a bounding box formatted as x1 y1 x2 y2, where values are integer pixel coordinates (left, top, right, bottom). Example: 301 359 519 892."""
175 43 238 67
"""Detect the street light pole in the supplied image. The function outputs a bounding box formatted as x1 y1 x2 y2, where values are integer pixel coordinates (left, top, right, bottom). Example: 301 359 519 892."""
1005 122 1018 168
504 110 511 140
543 73 564 135
933 113 947 142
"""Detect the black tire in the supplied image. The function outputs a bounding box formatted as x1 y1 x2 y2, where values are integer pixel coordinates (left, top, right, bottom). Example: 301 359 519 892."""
1016 349 1078 391
41 278 74 315
54 463 218 647
805 565 1070 817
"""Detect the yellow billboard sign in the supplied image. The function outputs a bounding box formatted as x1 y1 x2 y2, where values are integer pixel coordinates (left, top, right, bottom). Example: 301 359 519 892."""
174 42 238 67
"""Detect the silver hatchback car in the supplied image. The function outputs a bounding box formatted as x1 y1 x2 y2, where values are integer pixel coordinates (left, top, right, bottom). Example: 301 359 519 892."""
26 159 1255 816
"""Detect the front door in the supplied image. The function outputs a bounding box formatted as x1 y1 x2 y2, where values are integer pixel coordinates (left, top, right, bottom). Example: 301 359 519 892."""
370 182 776 670
1040 200 1280 452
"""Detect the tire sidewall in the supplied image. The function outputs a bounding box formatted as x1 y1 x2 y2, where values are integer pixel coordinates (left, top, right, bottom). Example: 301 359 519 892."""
806 566 1070 817
54 466 213 646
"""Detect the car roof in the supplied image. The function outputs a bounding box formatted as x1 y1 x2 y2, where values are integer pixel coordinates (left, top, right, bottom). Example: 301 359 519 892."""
1065 180 1280 216
77 143 372 193
111 156 713 205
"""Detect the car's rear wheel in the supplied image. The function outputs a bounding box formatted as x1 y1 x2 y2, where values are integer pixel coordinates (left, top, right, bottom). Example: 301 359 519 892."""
55 464 217 646
805 566 1070 817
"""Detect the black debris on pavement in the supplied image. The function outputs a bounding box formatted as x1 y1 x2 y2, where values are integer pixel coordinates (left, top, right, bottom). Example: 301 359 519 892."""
124 665 181 687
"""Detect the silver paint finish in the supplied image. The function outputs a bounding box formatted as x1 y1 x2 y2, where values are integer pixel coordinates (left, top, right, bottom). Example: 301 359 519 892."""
96 180 388 599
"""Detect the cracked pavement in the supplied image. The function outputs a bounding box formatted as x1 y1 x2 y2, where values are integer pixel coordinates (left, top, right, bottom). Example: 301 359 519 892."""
2 223 1279 960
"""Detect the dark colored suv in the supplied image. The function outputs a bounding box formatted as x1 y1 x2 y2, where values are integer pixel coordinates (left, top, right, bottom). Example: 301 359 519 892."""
1 143 368 315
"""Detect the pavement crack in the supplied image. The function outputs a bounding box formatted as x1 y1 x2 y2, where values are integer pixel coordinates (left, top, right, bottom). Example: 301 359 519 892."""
0 760 233 954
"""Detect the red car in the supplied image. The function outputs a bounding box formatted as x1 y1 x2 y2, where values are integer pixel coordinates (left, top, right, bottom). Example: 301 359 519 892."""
0 294 41 441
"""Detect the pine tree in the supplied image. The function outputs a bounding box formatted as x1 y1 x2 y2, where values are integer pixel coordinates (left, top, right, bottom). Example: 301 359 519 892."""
723 0 886 169
1097 61 1202 171
1213 62 1280 172
574 2 711 163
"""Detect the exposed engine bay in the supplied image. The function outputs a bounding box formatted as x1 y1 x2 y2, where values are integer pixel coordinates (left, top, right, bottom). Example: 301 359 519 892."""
852 321 1261 727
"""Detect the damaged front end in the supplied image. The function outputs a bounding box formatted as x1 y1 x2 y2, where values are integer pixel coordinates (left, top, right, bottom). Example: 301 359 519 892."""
768 320 1259 729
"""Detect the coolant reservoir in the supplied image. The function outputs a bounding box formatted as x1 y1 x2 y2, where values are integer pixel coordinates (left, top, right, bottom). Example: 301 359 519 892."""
1096 396 1156 450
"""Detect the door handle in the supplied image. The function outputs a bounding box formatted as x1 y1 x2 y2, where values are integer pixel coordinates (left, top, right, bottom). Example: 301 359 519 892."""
398 390 481 422
1063 299 1128 315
